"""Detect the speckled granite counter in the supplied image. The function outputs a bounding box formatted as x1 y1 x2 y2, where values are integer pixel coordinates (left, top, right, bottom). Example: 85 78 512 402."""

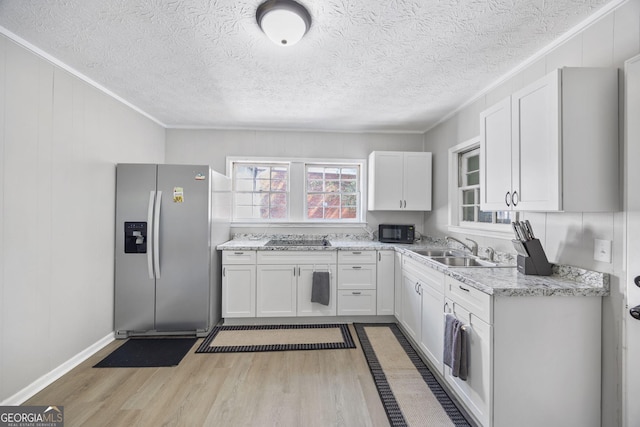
218 237 609 298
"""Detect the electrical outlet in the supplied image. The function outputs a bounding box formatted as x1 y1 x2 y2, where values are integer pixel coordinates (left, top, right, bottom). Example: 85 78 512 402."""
594 239 612 263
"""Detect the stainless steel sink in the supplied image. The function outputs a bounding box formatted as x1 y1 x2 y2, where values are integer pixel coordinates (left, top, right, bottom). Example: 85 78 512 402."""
412 249 466 257
430 257 498 267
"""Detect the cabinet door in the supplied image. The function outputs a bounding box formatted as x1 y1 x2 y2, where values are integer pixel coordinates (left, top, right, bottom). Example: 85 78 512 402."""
337 290 377 315
445 298 492 427
394 252 403 320
256 264 297 317
368 151 404 210
376 251 395 315
403 152 432 211
480 96 513 211
297 265 337 316
419 279 445 373
222 265 256 318
512 70 561 211
401 269 421 340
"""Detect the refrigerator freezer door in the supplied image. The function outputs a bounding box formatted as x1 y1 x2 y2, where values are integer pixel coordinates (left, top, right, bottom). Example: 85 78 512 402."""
115 164 157 334
155 165 211 331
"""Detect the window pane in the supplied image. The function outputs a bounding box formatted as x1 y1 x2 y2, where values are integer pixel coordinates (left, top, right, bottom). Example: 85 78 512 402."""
341 207 357 218
325 208 340 219
496 211 515 224
342 194 357 206
255 178 271 191
466 171 479 186
341 181 357 193
325 180 340 192
467 154 479 172
326 194 340 206
478 210 493 223
307 194 324 207
462 207 475 221
307 179 323 192
307 207 324 219
462 189 475 205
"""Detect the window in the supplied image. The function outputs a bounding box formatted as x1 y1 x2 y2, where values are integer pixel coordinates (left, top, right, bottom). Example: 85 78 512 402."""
306 165 359 220
229 157 365 224
232 163 289 221
448 138 516 237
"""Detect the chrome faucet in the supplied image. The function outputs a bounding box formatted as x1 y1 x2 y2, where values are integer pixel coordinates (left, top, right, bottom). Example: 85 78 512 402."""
445 236 478 256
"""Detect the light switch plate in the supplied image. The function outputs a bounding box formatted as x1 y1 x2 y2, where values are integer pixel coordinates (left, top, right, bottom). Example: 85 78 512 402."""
594 239 612 263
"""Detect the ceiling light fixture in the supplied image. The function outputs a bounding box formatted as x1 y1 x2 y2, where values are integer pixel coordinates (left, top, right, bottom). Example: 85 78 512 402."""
256 0 311 47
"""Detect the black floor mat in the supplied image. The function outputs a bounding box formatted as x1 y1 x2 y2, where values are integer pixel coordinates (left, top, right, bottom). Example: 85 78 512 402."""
93 338 197 368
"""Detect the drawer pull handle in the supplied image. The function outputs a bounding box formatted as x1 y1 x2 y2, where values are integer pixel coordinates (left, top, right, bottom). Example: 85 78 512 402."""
352 266 362 269
352 291 362 295
459 285 470 292
352 251 362 255
234 252 244 255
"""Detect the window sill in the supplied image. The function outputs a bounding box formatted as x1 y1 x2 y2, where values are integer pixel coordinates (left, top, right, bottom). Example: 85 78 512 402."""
447 225 514 240
231 222 368 228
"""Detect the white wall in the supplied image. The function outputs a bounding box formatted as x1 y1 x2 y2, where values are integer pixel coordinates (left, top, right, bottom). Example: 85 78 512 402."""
165 128 427 235
0 35 165 403
423 1 640 425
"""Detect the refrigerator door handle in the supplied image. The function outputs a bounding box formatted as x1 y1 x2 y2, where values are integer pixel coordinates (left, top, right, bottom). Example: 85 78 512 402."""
153 191 162 278
147 191 156 279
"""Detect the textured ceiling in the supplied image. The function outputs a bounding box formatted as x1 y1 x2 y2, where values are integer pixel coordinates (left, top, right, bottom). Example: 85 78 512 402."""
0 0 615 132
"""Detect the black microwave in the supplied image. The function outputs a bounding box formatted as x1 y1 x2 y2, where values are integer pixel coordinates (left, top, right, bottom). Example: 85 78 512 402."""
378 224 415 244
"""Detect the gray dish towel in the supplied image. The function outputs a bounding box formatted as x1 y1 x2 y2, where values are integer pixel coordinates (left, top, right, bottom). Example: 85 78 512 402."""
443 313 468 381
443 314 458 368
311 271 331 306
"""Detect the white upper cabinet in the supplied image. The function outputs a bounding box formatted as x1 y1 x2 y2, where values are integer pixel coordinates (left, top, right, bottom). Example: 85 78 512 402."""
368 151 432 211
480 67 619 212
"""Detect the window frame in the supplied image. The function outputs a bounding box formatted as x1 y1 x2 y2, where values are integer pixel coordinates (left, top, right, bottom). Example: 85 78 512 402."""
227 156 366 226
447 137 516 239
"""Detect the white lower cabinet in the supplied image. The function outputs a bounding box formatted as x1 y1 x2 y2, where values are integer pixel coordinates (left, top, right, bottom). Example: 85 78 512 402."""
444 275 602 427
222 251 257 318
400 256 445 371
256 251 337 317
376 250 395 315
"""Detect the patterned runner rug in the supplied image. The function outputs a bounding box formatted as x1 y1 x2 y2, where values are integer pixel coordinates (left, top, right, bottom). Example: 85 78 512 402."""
354 323 473 427
196 323 356 353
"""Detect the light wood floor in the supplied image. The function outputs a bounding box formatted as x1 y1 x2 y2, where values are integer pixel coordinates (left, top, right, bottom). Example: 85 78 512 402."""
25 325 390 427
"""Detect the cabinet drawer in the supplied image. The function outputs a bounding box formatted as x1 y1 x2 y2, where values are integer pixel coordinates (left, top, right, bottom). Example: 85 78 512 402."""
445 276 492 324
337 290 377 315
337 265 377 290
257 250 337 265
222 250 257 264
338 250 377 264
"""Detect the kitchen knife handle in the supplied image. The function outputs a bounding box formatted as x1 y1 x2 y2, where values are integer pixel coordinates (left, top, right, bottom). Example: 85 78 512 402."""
153 191 162 278
147 191 155 279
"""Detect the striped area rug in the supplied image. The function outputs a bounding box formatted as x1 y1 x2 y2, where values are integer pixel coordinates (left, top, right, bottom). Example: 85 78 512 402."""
354 323 472 427
195 323 356 353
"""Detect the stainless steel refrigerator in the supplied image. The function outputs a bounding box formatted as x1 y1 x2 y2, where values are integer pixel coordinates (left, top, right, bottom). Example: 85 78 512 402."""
114 164 230 339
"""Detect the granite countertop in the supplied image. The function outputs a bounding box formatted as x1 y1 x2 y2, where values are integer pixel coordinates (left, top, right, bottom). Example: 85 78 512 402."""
218 236 609 298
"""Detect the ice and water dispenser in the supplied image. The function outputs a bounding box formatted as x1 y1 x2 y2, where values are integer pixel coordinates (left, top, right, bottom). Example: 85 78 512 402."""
124 222 147 253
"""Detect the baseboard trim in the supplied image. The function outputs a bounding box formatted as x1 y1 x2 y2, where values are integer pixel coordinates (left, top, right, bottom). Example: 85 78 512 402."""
1 332 115 406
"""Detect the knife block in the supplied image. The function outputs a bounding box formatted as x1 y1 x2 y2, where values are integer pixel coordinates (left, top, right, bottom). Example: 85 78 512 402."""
512 238 552 276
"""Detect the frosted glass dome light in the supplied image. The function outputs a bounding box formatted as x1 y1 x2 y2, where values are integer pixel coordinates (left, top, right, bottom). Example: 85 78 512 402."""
256 0 311 47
